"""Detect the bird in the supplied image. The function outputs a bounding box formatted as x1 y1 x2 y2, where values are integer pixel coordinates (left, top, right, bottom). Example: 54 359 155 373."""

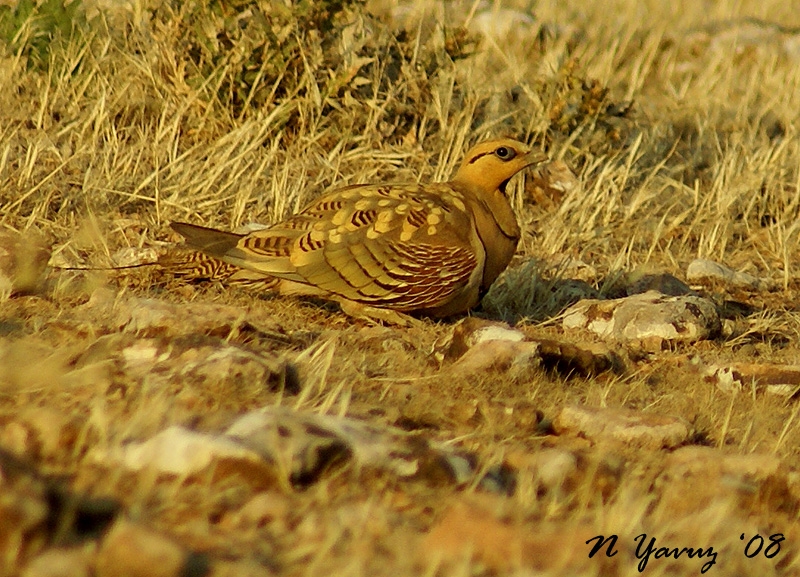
169 138 546 323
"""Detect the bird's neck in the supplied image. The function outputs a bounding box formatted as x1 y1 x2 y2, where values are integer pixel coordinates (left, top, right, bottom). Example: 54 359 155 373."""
452 184 521 289
473 190 520 241
450 177 520 239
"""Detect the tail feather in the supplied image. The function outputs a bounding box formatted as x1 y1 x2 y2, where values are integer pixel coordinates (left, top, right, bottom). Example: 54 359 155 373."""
170 222 243 259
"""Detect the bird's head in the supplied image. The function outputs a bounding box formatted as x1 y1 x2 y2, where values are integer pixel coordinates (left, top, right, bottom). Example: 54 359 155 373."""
451 138 547 195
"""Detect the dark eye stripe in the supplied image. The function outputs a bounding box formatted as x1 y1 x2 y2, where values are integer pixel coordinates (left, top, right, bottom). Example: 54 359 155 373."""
466 144 520 164
467 151 491 164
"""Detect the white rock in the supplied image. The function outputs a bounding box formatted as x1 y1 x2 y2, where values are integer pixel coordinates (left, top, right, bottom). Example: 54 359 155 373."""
468 323 526 345
101 426 263 476
120 341 165 377
554 405 691 450
704 362 800 396
450 340 542 375
563 291 720 347
434 318 526 362
532 449 578 491
226 408 420 478
686 258 766 290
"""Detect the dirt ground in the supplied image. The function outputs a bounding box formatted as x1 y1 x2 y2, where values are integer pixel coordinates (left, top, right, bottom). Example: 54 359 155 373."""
2 0 800 575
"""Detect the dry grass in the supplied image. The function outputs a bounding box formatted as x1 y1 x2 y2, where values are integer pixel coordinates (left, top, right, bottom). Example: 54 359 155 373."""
3 0 800 575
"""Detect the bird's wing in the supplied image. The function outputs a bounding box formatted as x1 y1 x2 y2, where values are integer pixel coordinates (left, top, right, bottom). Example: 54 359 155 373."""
223 183 482 311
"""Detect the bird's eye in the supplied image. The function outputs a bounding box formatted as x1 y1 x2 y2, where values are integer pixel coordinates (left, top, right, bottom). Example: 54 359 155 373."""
495 146 516 160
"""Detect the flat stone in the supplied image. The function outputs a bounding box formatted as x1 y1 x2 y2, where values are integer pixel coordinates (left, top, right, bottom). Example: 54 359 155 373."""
226 407 489 487
665 446 782 480
531 449 579 490
553 405 691 450
98 406 492 491
657 446 792 516
563 290 721 348
96 426 278 490
506 448 579 495
21 547 93 577
686 258 767 290
227 408 418 482
441 318 619 378
450 339 542 376
95 521 200 577
421 497 597 573
435 317 526 362
705 362 800 396
116 337 291 395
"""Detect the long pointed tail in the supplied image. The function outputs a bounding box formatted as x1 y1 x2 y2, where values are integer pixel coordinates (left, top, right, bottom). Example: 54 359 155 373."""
170 222 243 259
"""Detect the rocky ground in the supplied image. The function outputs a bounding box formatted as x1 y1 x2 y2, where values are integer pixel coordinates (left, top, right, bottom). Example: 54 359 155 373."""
3 0 800 576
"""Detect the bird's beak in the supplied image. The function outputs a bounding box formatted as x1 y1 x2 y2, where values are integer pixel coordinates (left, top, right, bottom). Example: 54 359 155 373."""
498 151 549 195
522 150 549 169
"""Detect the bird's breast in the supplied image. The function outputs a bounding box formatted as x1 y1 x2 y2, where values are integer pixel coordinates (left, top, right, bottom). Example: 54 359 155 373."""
461 194 520 290
480 229 519 290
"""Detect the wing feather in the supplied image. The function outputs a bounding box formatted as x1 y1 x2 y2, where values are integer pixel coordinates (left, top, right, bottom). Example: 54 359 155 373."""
224 183 481 311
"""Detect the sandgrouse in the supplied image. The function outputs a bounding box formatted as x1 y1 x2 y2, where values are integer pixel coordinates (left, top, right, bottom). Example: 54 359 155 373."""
170 138 546 321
